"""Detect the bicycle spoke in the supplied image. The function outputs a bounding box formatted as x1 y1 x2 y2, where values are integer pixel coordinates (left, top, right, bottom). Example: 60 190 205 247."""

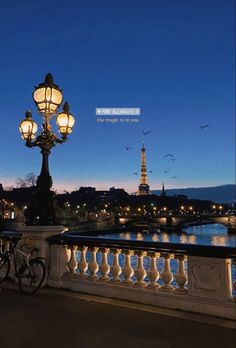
18 259 46 294
0 257 10 283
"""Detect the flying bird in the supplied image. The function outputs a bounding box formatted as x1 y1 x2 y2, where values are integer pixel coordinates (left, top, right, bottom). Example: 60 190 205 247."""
149 169 153 173
164 153 174 158
142 130 152 136
200 124 209 130
125 146 132 151
172 176 177 179
164 169 169 173
134 172 138 175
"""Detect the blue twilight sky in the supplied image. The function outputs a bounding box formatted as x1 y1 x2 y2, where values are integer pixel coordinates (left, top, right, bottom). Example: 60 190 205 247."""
0 0 235 193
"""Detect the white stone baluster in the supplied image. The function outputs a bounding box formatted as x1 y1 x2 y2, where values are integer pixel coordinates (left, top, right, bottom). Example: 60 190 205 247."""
88 247 99 279
233 259 236 299
160 253 174 291
67 245 77 274
78 246 88 278
147 252 160 289
122 249 134 285
99 248 110 281
134 251 147 287
175 255 188 293
64 245 70 273
110 248 122 282
0 240 3 254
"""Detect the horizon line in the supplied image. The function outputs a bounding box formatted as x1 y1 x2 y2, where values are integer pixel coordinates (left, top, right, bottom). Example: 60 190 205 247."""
1 180 234 195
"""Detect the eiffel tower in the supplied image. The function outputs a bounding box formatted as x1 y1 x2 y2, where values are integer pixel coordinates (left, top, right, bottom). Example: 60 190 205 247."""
137 143 150 195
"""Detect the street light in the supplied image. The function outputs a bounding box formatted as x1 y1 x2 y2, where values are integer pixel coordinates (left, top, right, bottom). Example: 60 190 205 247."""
57 103 75 136
33 73 63 116
19 73 75 225
19 111 38 140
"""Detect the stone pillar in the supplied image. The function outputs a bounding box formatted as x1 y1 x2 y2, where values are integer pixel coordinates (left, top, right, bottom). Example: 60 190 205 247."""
49 244 70 286
188 256 233 300
16 225 68 287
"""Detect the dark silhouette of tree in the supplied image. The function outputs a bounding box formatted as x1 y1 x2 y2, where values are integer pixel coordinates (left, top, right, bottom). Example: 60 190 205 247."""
16 172 37 188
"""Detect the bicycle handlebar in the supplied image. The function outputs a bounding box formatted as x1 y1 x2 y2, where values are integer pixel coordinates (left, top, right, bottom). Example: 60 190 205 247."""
31 247 40 253
0 233 21 245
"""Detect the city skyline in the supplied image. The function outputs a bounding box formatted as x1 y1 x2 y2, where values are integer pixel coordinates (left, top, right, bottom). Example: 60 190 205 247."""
0 0 235 193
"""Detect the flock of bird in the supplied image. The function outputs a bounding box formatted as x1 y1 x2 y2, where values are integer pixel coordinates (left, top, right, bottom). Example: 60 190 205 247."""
162 154 178 178
125 124 210 181
200 124 209 130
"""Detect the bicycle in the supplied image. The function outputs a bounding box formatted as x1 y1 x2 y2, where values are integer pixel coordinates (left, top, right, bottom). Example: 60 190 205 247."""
0 234 46 295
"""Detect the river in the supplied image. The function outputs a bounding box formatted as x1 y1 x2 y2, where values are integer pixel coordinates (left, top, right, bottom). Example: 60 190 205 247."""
76 223 236 286
98 223 236 247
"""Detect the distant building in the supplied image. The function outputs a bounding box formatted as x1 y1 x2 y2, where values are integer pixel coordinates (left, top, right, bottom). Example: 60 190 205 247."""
137 144 150 195
96 190 109 205
108 187 129 203
161 182 167 197
60 186 130 209
77 187 96 196
97 187 129 205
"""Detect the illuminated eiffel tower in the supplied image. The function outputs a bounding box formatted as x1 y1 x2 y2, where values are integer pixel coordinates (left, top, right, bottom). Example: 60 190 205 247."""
137 143 150 195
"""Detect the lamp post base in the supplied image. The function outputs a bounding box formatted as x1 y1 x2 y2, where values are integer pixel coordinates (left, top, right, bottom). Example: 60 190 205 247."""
24 188 58 226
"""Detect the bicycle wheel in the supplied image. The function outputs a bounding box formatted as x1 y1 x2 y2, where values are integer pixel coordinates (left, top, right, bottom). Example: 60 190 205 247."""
0 256 10 283
18 259 46 295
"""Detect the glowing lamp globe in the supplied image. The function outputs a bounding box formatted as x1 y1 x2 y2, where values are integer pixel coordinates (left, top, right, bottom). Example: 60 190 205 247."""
33 73 63 116
19 111 38 140
56 102 75 135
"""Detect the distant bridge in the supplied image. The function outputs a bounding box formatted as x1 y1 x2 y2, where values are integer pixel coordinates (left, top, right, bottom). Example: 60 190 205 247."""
117 214 236 232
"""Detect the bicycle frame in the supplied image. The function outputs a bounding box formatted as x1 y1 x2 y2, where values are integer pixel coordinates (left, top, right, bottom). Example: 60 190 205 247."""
2 241 42 279
1 236 47 295
13 248 31 277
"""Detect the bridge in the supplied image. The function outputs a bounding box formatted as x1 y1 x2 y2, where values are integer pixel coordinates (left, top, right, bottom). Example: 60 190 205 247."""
117 214 236 232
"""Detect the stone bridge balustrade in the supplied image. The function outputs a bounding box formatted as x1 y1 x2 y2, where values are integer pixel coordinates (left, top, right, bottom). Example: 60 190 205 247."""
233 259 236 294
46 234 236 320
1 231 235 320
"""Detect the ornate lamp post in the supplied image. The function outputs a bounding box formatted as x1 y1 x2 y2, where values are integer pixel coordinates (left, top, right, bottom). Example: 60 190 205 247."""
19 73 75 225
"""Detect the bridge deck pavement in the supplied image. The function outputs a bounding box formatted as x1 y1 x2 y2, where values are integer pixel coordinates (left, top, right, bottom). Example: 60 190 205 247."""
0 287 235 348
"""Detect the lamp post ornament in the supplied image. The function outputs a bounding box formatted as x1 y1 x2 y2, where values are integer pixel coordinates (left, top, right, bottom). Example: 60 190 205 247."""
19 73 75 225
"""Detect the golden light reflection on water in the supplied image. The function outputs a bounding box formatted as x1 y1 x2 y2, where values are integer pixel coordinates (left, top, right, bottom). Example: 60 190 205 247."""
188 235 197 244
115 228 231 247
180 233 188 244
125 232 131 240
136 232 144 241
152 233 159 241
211 235 228 246
120 232 131 240
162 233 169 243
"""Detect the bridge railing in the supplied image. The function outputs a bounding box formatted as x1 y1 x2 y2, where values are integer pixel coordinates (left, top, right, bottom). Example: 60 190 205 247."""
46 233 236 320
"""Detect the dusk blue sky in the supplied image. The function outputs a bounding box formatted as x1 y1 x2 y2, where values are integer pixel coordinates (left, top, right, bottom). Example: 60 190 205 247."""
0 0 235 193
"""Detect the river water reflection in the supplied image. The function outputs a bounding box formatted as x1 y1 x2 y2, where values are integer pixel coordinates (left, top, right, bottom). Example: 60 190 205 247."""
99 223 236 247
76 223 236 287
